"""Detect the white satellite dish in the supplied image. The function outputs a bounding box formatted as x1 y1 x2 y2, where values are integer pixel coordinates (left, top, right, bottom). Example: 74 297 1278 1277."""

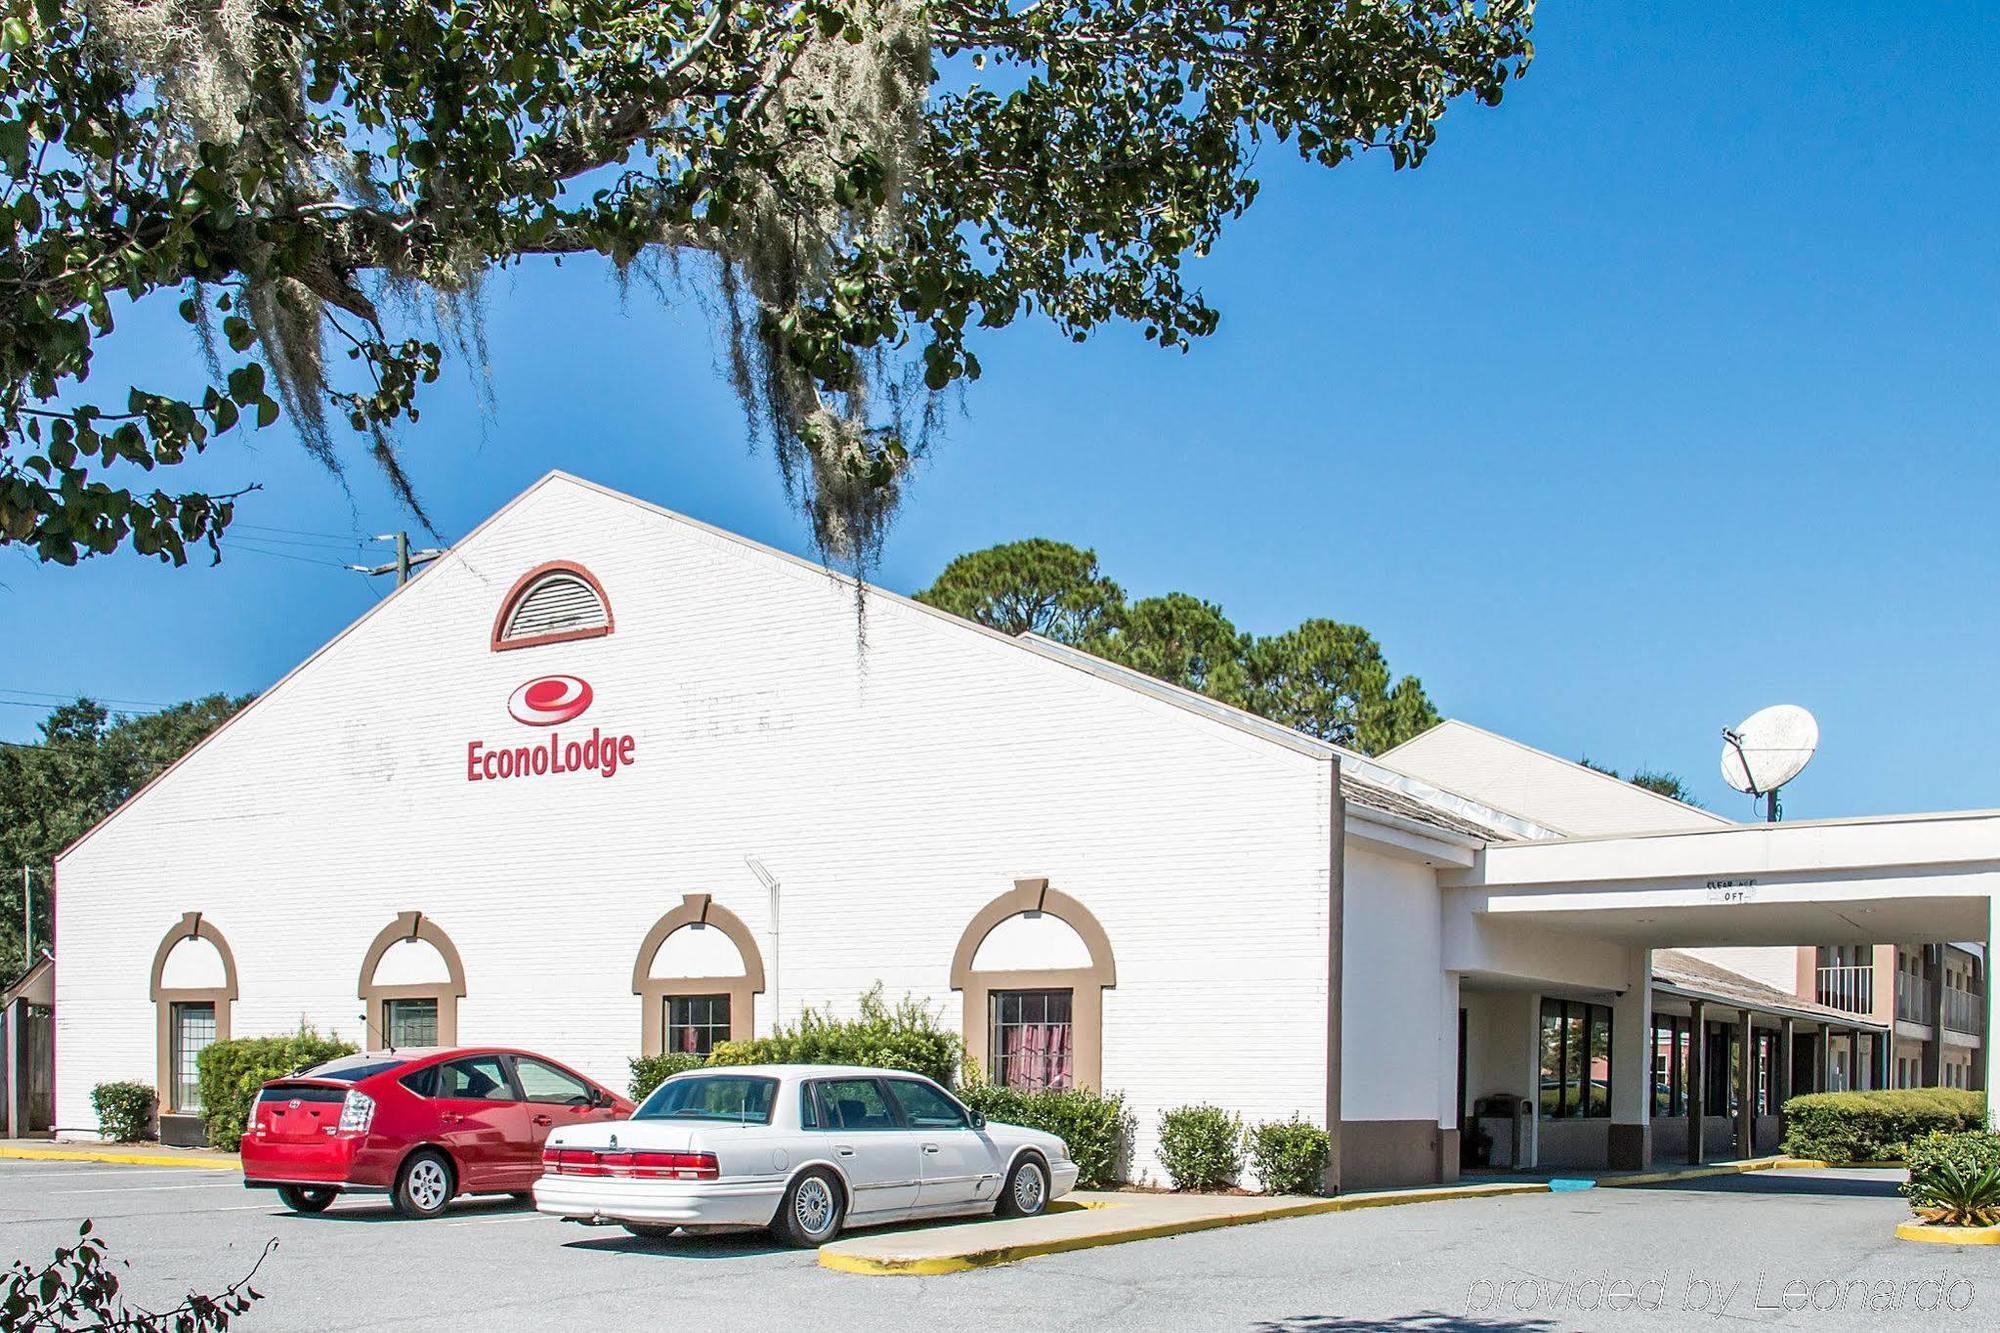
1720 704 1819 821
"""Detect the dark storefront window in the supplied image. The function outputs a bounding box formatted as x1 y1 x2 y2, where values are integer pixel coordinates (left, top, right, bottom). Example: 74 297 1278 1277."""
1539 999 1612 1119
1652 1014 1690 1117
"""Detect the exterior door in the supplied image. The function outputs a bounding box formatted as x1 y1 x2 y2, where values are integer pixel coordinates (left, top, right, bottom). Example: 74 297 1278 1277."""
433 1054 531 1191
886 1077 996 1208
807 1077 921 1216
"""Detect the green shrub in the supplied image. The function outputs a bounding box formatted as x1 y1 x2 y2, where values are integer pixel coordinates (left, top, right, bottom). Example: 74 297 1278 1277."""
195 1028 357 1151
90 1082 156 1143
1780 1088 1985 1163
628 1052 708 1102
960 1081 1131 1188
1904 1130 2000 1223
707 985 964 1088
1248 1116 1330 1196
1156 1104 1244 1191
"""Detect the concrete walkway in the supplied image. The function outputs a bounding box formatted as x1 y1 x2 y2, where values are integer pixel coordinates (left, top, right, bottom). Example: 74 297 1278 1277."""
0 1138 240 1168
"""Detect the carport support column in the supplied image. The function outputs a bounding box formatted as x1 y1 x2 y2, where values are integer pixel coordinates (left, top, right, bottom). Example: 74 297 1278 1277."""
1608 947 1652 1171
1735 1010 1755 1160
1777 1018 1794 1143
1686 999 1706 1165
1989 895 2000 1130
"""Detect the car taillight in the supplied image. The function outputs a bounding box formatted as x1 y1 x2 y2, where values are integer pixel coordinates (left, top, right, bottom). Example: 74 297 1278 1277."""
541 1148 718 1181
337 1089 375 1134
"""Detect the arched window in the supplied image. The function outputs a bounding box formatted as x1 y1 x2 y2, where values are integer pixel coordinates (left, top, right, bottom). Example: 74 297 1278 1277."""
149 914 239 1128
632 894 766 1057
358 913 468 1048
950 879 1116 1091
490 561 613 651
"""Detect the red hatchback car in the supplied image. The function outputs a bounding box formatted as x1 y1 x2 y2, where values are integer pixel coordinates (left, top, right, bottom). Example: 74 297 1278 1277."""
240 1047 633 1217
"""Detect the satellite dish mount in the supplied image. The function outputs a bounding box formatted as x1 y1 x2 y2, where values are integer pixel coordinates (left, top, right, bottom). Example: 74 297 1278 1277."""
1719 705 1819 823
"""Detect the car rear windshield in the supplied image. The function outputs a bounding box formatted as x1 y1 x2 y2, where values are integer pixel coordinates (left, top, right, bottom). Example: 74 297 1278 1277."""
296 1055 407 1083
635 1075 778 1124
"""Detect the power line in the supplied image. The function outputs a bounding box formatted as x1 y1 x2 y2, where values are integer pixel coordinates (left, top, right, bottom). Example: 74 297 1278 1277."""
222 541 357 570
219 531 369 552
0 687 171 709
231 521 373 543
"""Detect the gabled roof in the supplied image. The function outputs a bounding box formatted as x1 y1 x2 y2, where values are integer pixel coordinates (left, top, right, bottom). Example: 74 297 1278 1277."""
1016 636 1546 844
1380 719 1735 837
1653 948 1885 1029
56 471 1541 860
2 950 52 1007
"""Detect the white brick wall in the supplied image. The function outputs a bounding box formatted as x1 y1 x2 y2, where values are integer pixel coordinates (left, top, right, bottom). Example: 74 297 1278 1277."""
55 474 1337 1183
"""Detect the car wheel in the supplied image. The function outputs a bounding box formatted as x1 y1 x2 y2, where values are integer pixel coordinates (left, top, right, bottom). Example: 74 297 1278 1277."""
770 1168 845 1247
392 1150 455 1219
996 1154 1049 1218
276 1185 336 1214
621 1222 679 1242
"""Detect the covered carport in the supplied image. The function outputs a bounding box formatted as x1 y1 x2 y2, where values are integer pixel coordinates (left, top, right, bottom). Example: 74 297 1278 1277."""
1443 810 2000 1171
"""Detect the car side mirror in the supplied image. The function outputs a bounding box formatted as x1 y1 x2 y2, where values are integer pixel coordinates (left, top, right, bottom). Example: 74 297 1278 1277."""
969 1110 986 1131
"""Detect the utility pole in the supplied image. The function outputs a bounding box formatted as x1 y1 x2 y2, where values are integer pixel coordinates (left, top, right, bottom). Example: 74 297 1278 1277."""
346 532 444 588
21 866 30 971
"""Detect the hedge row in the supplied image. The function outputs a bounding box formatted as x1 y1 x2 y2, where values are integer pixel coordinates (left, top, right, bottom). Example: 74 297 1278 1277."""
628 1052 708 1101
195 1028 357 1150
1780 1088 1986 1163
959 1081 1130 1189
1154 1105 1330 1193
702 986 964 1089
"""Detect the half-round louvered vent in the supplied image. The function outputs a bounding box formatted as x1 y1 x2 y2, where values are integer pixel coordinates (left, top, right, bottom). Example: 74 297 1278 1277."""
491 563 613 650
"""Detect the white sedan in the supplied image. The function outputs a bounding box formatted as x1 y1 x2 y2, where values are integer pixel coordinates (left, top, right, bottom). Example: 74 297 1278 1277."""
532 1063 1079 1246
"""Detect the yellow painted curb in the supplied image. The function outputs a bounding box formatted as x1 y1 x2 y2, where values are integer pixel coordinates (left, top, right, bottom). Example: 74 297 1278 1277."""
1896 1221 2000 1246
817 1184 1550 1276
1596 1158 1826 1188
0 1146 240 1170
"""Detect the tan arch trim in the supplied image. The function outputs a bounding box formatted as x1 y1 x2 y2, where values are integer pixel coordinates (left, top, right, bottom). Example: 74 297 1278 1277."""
633 894 766 1057
490 559 615 652
358 912 468 1048
951 878 1117 1090
150 913 239 1124
149 912 240 1003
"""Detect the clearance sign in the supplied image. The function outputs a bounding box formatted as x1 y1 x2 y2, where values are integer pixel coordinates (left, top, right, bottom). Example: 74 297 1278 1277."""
467 674 636 782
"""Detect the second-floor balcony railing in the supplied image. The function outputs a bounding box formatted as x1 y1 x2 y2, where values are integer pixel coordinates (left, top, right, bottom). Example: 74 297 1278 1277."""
1944 986 1984 1035
1897 973 1935 1024
1817 964 1876 1015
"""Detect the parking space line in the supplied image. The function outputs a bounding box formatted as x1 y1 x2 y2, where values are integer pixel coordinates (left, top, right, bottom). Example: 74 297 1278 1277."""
54 1182 248 1195
0 1167 239 1181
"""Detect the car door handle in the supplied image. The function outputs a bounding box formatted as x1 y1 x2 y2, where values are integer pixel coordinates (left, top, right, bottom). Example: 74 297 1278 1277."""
835 1146 856 1157
532 1114 554 1127
922 1143 941 1154
441 1113 465 1125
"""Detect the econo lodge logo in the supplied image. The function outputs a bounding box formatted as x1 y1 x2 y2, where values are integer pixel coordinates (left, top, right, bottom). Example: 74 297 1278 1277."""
506 674 594 726
467 675 636 782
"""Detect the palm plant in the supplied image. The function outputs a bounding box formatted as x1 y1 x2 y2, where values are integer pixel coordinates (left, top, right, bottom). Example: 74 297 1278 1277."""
1909 1160 2000 1228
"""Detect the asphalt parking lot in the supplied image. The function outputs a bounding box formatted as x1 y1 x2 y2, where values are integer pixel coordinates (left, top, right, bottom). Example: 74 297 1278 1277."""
0 1163 1985 1330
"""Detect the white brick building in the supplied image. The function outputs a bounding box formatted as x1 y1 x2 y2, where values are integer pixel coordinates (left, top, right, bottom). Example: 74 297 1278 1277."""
48 473 1999 1185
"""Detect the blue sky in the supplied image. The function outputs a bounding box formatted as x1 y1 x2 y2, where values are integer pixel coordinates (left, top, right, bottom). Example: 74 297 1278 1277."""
4 4 1995 820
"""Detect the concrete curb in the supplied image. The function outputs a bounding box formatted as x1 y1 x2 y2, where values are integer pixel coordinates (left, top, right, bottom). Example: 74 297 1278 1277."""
1592 1156 1827 1188
0 1145 241 1170
818 1183 1550 1276
1895 1221 2000 1246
